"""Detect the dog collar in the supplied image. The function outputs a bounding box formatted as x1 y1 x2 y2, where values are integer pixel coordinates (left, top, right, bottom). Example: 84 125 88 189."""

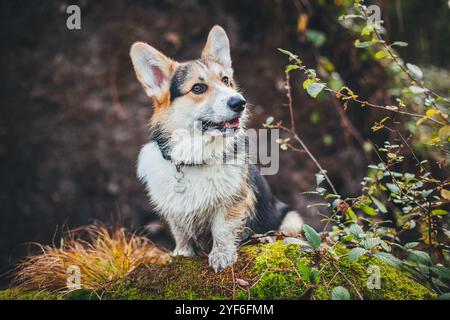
150 126 248 167
150 128 249 194
153 133 204 167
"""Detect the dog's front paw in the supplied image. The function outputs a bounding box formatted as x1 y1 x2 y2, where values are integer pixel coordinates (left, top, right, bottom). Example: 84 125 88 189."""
208 248 237 273
172 246 195 257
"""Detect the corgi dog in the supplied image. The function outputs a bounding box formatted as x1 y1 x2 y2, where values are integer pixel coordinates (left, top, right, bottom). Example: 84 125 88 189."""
131 25 303 272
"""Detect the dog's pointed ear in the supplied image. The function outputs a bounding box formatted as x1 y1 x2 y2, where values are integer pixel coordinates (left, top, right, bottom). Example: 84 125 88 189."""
130 42 174 100
201 25 231 69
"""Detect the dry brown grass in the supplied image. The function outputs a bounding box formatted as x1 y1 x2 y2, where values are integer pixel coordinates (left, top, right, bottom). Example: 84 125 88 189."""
13 224 171 294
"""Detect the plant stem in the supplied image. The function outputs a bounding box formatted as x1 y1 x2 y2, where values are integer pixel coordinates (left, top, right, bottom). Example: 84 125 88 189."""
282 72 338 195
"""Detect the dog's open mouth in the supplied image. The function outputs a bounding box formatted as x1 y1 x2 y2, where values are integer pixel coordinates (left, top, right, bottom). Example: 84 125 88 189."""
201 117 241 132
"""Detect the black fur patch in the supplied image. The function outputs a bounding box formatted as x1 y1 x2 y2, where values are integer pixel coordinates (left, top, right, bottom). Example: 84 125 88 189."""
149 123 171 161
243 164 292 239
169 64 191 101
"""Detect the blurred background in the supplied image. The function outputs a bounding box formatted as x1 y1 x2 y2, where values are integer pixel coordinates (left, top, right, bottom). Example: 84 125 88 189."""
0 0 449 287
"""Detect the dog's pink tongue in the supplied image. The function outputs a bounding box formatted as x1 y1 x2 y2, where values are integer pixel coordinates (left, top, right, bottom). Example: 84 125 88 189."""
227 118 240 129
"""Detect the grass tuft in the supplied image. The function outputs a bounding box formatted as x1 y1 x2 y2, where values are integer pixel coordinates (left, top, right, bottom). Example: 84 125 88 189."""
12 224 171 295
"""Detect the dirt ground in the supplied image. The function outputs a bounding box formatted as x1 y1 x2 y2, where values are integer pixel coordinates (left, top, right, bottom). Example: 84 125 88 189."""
1 0 447 286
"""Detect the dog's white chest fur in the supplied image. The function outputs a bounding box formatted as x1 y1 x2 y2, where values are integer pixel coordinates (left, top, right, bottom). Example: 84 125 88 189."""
137 142 245 221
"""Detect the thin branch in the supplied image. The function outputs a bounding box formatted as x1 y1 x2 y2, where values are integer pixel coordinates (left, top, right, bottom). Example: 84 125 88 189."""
280 44 446 127
331 262 364 300
279 72 339 195
286 71 296 132
324 88 445 126
293 133 338 196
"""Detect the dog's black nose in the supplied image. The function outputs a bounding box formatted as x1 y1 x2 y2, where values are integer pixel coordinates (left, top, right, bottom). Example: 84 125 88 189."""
227 96 246 112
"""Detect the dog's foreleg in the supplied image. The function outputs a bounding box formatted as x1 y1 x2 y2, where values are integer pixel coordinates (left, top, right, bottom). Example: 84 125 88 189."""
168 220 195 257
208 208 242 272
209 219 238 272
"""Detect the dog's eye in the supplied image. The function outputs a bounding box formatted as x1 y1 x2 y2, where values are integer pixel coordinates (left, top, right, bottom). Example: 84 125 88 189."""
222 76 230 86
191 83 208 95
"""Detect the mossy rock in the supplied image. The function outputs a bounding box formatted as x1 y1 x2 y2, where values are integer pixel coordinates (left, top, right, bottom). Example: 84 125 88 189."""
0 242 436 300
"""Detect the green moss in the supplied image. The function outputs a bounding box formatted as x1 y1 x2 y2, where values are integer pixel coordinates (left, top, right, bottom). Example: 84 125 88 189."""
252 272 300 299
106 257 229 300
241 242 435 300
0 242 436 300
242 242 308 299
105 280 156 300
159 257 225 299
63 289 101 300
311 246 435 300
235 290 249 300
0 288 104 300
0 289 57 300
321 245 431 299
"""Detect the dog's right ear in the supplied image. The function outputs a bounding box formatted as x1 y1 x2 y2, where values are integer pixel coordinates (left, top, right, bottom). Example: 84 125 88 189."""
130 42 174 101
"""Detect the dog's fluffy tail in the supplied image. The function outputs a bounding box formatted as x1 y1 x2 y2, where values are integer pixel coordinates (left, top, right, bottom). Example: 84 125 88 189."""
279 210 304 237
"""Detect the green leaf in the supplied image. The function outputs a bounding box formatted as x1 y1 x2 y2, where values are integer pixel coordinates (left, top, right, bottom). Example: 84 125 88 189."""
373 252 403 269
431 209 448 216
409 85 428 94
331 286 351 300
370 197 387 213
310 267 320 284
303 78 314 89
265 116 274 125
386 183 400 194
306 82 325 98
348 224 363 237
436 293 450 300
431 266 450 280
277 48 301 63
345 208 357 223
348 247 367 262
315 187 327 195
417 264 431 277
406 63 423 80
432 278 449 289
306 29 326 48
360 205 377 216
302 224 321 249
316 173 325 187
374 50 388 60
407 250 432 265
361 25 373 36
282 237 305 246
285 64 300 73
354 39 376 48
298 265 320 284
339 14 363 20
391 41 408 47
362 237 382 250
404 242 419 250
298 264 311 282
380 240 391 252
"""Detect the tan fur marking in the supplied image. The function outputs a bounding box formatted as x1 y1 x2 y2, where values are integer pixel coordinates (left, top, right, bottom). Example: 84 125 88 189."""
155 90 171 108
150 91 172 122
225 169 255 222
225 190 255 222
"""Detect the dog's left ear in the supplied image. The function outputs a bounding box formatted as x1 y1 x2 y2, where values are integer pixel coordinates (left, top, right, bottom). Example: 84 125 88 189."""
201 25 232 69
